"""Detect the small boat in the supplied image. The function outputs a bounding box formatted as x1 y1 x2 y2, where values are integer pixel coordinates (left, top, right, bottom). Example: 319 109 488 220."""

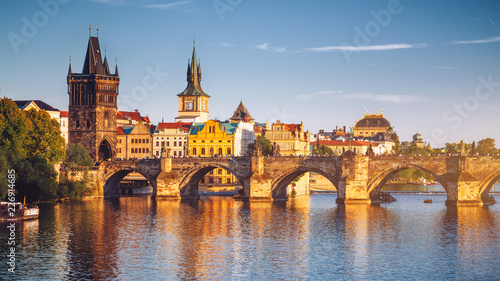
424 199 433 204
0 202 39 221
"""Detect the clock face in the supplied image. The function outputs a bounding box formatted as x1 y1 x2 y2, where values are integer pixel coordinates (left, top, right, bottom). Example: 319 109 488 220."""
186 102 193 110
202 101 206 110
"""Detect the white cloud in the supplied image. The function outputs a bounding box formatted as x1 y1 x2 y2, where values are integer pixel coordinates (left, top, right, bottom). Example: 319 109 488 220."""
303 43 429 52
344 92 419 103
145 0 192 9
256 43 270 50
255 43 286 52
450 36 500 45
218 43 235 47
295 90 343 100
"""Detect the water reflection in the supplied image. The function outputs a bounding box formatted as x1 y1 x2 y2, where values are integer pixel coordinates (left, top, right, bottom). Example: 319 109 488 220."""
1 195 499 280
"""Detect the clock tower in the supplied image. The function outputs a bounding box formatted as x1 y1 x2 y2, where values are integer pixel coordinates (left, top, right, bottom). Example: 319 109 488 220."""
175 42 210 123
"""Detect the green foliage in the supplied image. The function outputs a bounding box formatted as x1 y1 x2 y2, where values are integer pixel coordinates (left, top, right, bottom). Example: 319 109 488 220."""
476 138 497 156
0 98 30 159
247 135 273 156
290 188 297 197
0 98 67 202
404 143 436 156
15 155 59 203
393 168 434 182
65 143 94 167
391 139 403 155
24 108 66 165
0 149 10 199
59 172 95 199
313 144 335 156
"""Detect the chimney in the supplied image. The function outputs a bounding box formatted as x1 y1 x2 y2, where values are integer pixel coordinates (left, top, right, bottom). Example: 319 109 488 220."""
343 126 346 133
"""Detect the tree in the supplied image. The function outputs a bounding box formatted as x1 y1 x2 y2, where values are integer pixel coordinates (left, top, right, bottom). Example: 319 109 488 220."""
313 144 334 156
15 155 59 203
0 98 31 159
476 138 497 156
65 143 94 167
247 135 273 156
24 108 66 165
391 139 403 155
444 143 459 155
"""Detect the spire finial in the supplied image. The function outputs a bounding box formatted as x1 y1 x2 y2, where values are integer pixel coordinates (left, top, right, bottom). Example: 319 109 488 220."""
193 35 196 47
97 26 99 38
89 24 91 37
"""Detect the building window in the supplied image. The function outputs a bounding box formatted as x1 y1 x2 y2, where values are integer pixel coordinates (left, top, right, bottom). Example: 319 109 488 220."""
161 141 165 147
209 178 214 184
179 151 182 157
201 148 205 155
210 147 214 155
193 148 197 155
218 148 223 155
218 169 222 175
146 148 149 153
156 151 159 156
209 169 214 174
173 142 177 147
227 148 231 155
218 178 222 184
166 141 170 146
156 141 159 147
174 151 177 157
226 178 231 184
201 178 205 184
146 139 149 143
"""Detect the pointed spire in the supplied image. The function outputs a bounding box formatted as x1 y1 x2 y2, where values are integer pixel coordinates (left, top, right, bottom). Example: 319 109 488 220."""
103 55 111 75
115 57 119 76
68 56 72 75
178 41 209 97
82 35 105 74
89 24 91 37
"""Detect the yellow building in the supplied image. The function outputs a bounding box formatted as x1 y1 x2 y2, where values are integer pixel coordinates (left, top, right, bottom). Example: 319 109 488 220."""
264 121 310 156
353 111 393 138
116 122 153 160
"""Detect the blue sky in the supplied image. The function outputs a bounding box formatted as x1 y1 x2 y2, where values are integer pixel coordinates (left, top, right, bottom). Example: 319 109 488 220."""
1 0 499 147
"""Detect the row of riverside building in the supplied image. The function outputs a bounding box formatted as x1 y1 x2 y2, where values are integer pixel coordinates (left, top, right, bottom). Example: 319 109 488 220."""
13 32 428 194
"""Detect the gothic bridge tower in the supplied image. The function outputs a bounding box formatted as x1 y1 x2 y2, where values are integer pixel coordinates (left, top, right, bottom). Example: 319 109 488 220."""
67 30 119 162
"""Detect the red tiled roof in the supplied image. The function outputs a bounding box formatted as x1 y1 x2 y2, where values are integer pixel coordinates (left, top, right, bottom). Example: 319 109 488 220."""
156 122 192 132
60 111 68 117
312 140 378 147
117 126 126 135
118 111 146 122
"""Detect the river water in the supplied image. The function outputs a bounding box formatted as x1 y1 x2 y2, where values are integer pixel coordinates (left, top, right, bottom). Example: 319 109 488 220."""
1 193 500 280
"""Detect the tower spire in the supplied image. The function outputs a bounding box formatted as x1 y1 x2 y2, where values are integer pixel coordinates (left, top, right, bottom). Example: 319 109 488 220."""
68 56 72 75
89 24 91 37
115 57 119 76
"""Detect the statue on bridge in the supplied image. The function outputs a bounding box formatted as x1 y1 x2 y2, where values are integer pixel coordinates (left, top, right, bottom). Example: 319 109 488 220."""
271 142 281 156
161 147 171 158
460 140 465 156
253 140 263 156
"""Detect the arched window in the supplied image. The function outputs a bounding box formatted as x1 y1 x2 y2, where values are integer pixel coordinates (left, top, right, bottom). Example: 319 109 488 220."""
201 148 205 155
218 148 223 155
210 147 214 155
193 148 197 155
227 148 231 155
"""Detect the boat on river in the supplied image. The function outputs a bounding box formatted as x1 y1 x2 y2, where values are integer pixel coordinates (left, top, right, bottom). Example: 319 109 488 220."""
0 202 39 221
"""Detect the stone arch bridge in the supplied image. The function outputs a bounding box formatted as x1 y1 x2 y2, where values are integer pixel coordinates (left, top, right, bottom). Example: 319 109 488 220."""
94 155 500 206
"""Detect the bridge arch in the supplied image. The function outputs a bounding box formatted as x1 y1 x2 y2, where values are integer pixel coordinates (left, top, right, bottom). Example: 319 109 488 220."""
478 169 500 200
103 166 156 196
367 163 447 199
271 167 338 201
178 162 247 199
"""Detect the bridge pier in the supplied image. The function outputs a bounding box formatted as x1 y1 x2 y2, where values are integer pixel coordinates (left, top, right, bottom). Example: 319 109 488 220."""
248 156 273 201
156 153 182 200
444 172 487 206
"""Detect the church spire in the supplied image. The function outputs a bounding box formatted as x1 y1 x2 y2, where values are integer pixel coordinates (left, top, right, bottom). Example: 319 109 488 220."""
115 57 119 76
178 41 209 97
68 56 72 75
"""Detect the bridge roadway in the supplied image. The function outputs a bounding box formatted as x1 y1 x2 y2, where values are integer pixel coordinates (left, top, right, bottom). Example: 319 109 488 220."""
95 153 500 206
